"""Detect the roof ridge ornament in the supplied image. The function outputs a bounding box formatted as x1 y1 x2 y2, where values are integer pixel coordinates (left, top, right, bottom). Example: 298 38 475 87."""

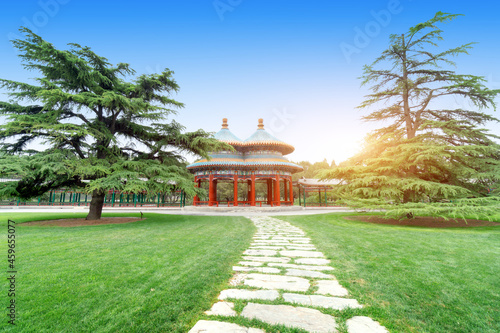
222 118 228 129
258 118 264 130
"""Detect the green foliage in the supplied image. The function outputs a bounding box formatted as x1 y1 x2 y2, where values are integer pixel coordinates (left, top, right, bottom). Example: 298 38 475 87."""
320 12 500 219
292 158 334 181
0 28 231 217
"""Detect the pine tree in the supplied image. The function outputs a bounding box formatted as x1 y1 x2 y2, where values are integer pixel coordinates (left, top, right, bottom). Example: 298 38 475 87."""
321 12 500 219
0 28 229 219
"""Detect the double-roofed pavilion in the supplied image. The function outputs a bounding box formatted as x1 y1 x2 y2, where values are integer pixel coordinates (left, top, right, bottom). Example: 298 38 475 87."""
187 118 303 206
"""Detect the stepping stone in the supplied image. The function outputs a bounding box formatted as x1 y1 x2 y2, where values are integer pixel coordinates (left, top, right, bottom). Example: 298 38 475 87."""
229 273 248 286
254 243 291 247
219 289 279 301
295 258 331 265
238 261 263 267
287 246 316 250
242 256 291 263
286 268 335 279
315 280 349 297
249 245 285 250
283 293 363 310
346 316 389 333
244 249 278 256
204 301 237 316
280 250 325 258
189 320 265 333
268 263 334 271
241 303 338 333
273 237 310 241
243 273 310 292
254 240 290 244
233 266 281 274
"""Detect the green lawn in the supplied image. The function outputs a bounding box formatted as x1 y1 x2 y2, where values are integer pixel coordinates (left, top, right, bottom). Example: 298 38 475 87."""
282 213 500 333
2 211 499 333
0 212 254 333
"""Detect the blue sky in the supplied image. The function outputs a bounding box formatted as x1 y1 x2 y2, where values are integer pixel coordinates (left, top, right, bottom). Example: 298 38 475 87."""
1 0 499 163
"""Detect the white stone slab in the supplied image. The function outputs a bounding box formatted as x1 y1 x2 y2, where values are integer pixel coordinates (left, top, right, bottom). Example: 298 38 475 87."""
287 246 316 250
280 250 325 258
243 273 310 292
189 320 265 333
253 240 290 244
315 280 349 297
204 301 237 316
244 249 278 256
238 261 263 267
229 273 247 286
283 293 363 310
268 263 334 271
241 303 338 333
295 258 331 265
242 256 291 263
289 240 311 244
249 245 285 250
219 288 279 301
346 316 389 333
233 266 281 274
286 269 335 279
272 237 310 241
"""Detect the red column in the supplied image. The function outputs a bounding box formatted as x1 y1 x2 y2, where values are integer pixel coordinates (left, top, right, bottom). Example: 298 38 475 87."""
208 174 214 206
289 178 294 205
193 176 199 205
214 179 218 205
267 179 272 205
284 179 288 203
247 180 251 204
233 175 238 206
250 174 256 206
274 175 281 206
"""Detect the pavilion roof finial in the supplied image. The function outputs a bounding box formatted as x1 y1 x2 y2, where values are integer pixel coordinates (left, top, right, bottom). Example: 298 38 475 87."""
258 118 264 130
222 118 228 129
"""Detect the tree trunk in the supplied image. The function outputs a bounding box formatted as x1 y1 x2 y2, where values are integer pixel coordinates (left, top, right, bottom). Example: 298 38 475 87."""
402 190 414 219
401 34 415 140
86 189 105 220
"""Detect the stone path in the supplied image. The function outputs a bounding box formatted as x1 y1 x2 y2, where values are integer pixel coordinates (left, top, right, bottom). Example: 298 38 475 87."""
189 216 389 333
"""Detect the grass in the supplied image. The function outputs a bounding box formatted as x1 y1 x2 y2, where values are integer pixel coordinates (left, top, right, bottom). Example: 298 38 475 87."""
0 212 254 333
280 213 500 333
2 211 499 332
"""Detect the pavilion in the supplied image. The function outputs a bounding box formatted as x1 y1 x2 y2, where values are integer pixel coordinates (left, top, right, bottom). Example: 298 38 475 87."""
187 118 303 206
